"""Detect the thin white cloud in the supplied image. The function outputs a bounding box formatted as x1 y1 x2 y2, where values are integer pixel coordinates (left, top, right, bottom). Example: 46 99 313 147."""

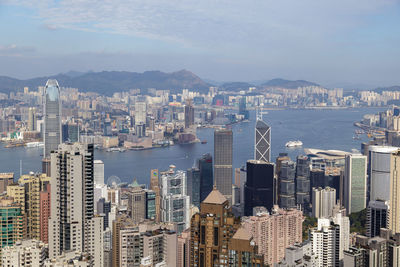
5 0 397 49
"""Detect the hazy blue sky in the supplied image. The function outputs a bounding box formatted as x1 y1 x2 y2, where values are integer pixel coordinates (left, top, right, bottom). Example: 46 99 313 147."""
1 0 399 88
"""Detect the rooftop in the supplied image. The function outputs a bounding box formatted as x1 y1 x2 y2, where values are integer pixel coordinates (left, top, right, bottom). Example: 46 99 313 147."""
203 186 227 205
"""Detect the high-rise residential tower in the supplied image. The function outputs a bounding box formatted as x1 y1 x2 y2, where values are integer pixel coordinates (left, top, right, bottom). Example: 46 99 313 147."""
344 154 367 214
48 143 103 266
244 160 275 216
28 107 36 131
214 129 233 202
312 187 336 218
255 119 271 162
184 99 194 128
43 79 61 158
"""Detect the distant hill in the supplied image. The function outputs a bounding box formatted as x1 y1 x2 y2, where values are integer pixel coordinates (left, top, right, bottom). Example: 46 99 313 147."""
220 82 255 92
0 70 211 95
261 78 319 89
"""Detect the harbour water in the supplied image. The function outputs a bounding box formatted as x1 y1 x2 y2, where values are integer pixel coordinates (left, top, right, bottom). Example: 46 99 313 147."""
0 107 385 185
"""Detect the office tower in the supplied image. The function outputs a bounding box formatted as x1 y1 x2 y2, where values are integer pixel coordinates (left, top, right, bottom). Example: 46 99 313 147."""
190 187 241 267
0 173 14 193
10 173 50 240
255 119 271 162
184 99 194 128
177 229 190 267
150 169 161 222
243 206 303 266
40 183 50 243
160 167 190 233
0 198 25 263
127 181 146 223
103 118 112 136
369 146 398 202
214 129 233 201
186 167 201 208
62 122 79 143
278 160 296 209
310 219 340 267
48 143 103 267
2 239 47 267
198 153 213 203
238 96 249 119
97 197 111 230
43 79 61 158
228 227 265 265
276 153 290 175
28 107 36 131
244 160 275 216
94 159 104 185
145 190 156 220
312 187 336 218
135 100 147 126
187 154 213 209
367 199 389 238
295 155 310 209
390 151 400 234
344 154 367 214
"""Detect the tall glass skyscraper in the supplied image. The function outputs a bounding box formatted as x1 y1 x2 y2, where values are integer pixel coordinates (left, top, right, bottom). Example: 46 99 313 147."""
214 129 233 202
255 119 271 162
244 160 275 216
44 79 61 158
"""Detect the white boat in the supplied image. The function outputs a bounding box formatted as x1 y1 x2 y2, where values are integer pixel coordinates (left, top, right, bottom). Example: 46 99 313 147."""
285 140 303 147
26 142 44 148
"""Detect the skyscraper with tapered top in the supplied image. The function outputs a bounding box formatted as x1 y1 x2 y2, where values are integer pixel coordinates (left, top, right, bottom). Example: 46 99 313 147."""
43 79 61 158
255 119 271 162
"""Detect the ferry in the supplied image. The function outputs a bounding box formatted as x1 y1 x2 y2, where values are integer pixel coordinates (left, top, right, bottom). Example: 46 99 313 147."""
26 142 44 148
201 140 207 144
285 140 303 147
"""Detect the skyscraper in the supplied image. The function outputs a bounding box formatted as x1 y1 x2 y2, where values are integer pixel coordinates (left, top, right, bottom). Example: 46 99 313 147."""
344 154 367 214
244 160 275 216
367 199 389 238
48 143 103 266
295 155 310 209
28 107 36 131
184 99 194 128
160 167 190 233
214 129 233 201
278 160 296 209
94 159 104 185
389 150 400 234
255 119 271 162
43 79 61 158
312 187 336 218
310 218 340 267
150 169 161 222
190 187 241 267
187 154 213 208
369 146 398 202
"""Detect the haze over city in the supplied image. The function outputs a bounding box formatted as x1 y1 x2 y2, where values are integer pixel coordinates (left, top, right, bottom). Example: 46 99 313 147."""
1 0 400 88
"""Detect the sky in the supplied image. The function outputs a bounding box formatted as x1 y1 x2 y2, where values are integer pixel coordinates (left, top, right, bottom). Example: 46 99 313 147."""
0 0 400 88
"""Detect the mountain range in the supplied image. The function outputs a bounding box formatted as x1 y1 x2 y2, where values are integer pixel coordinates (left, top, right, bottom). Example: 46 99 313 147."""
0 70 396 95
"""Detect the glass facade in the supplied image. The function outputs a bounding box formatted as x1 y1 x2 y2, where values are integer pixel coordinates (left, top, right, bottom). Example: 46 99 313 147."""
44 79 61 158
244 160 274 216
